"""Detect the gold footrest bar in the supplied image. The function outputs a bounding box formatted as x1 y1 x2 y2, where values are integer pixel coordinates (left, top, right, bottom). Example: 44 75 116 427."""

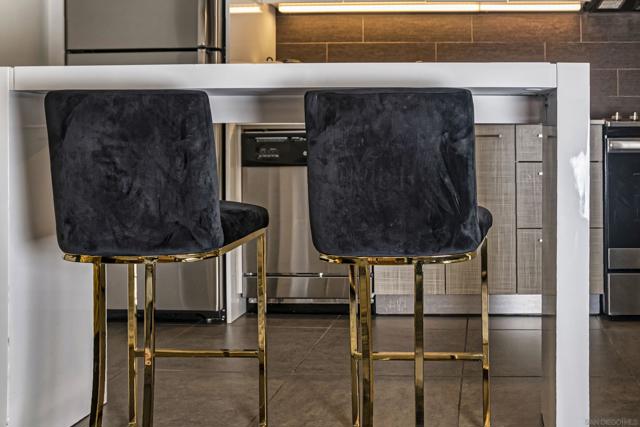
352 351 483 361
133 348 259 358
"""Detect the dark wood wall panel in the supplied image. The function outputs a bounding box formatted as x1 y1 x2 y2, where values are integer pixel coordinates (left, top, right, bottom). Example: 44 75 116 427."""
619 70 640 96
328 42 435 62
472 13 580 42
276 15 363 42
546 42 640 68
437 42 545 62
363 15 472 42
581 14 640 41
276 12 640 119
276 43 327 62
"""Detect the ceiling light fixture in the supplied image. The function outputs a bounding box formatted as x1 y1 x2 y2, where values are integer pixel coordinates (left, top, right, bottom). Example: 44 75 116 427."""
277 1 582 13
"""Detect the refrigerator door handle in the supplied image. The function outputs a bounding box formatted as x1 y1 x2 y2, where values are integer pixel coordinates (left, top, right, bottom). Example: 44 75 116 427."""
197 0 210 48
198 0 225 64
197 0 209 64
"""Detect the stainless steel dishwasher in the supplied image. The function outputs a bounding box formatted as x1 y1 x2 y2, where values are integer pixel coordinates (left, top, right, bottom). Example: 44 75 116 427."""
241 128 349 308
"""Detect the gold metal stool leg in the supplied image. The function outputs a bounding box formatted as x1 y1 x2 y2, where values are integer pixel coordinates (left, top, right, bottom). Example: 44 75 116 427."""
357 262 373 427
414 261 425 427
481 241 491 427
257 233 268 426
142 261 157 427
348 264 360 427
127 264 138 427
90 263 106 427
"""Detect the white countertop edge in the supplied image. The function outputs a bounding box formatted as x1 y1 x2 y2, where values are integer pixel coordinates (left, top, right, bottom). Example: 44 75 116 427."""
9 62 559 93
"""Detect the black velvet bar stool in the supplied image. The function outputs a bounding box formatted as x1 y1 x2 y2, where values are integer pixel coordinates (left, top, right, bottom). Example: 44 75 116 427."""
305 88 493 427
44 90 269 427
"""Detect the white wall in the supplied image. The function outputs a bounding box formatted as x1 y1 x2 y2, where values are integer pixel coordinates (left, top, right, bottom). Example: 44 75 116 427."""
0 0 64 66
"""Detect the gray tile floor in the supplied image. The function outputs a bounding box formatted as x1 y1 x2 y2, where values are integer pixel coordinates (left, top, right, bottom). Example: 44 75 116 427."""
72 314 640 427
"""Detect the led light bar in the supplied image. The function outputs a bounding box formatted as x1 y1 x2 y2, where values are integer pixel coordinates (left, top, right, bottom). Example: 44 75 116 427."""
277 1 582 13
230 4 264 13
480 1 582 10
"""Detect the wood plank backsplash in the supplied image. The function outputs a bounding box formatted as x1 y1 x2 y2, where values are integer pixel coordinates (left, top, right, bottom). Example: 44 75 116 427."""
275 12 640 119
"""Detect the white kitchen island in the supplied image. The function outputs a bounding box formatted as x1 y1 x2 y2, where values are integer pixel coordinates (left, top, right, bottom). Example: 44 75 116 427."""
0 62 589 427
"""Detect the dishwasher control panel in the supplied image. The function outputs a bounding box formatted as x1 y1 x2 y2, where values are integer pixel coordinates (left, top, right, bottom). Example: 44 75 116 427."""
242 130 308 166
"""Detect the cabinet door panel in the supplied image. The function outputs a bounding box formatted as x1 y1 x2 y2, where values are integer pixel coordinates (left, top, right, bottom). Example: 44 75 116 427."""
517 163 543 229
446 125 516 294
591 163 603 228
517 229 543 293
590 229 604 294
375 265 445 295
590 124 603 162
516 124 543 162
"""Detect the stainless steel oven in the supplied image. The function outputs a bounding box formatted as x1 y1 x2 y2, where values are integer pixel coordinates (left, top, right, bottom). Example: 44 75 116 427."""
241 128 349 308
604 117 640 315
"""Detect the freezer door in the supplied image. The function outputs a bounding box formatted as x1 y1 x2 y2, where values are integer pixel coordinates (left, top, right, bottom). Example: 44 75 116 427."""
66 0 199 50
66 51 199 65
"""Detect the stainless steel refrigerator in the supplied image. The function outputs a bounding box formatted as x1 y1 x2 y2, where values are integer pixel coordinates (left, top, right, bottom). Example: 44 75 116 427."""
64 0 276 320
66 0 225 65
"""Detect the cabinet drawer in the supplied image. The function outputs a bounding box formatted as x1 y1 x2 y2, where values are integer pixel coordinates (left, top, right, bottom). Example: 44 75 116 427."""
516 124 543 162
517 229 542 293
590 229 604 294
591 163 603 228
590 124 603 162
516 163 543 228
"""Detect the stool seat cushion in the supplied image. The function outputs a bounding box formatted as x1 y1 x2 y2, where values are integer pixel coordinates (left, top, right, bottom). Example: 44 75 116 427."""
220 201 269 247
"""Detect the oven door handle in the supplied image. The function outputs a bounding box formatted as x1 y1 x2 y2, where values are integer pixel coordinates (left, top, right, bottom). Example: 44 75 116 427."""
607 139 640 153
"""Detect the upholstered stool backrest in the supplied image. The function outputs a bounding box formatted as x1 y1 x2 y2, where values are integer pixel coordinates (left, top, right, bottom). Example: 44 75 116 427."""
304 88 483 257
45 90 223 256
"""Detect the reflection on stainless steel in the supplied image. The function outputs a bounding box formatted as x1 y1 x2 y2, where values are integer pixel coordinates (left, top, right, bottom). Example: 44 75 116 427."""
242 128 349 303
246 277 349 300
197 0 209 48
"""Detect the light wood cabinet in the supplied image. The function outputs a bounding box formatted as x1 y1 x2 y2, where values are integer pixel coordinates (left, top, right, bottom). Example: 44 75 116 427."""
590 229 604 294
517 229 543 293
591 162 603 228
375 265 444 295
446 125 516 295
516 124 543 162
516 163 543 229
373 123 605 301
590 123 603 162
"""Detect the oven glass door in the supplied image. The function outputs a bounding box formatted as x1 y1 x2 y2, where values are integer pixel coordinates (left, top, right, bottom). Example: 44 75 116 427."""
606 137 640 269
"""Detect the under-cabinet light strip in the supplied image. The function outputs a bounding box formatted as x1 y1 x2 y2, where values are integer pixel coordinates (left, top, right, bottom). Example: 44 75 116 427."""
229 4 264 13
277 1 582 13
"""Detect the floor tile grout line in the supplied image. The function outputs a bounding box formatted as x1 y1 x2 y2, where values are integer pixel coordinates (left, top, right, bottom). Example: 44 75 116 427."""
292 322 335 373
266 379 287 404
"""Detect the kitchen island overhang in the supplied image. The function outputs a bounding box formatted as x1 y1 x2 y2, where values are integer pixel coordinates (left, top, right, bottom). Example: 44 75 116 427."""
0 62 589 427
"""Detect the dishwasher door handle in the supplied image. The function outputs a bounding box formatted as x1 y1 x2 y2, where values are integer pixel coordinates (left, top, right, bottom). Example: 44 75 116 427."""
244 272 348 278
